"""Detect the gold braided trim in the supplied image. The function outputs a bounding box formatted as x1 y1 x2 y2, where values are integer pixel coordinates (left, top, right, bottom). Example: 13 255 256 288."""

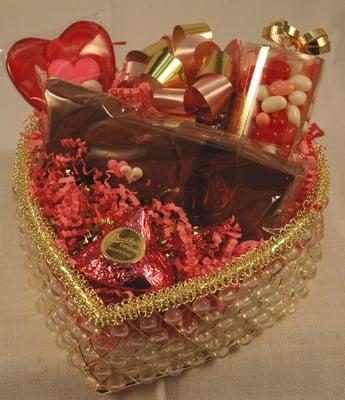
13 127 330 327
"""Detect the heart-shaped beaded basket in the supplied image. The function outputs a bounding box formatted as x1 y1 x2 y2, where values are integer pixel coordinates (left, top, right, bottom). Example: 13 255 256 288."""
13 119 330 393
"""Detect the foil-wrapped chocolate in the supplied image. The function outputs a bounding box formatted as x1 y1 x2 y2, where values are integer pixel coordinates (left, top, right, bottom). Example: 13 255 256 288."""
76 208 175 301
44 79 303 237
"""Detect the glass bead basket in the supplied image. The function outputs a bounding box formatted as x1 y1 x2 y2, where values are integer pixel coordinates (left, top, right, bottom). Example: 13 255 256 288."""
13 127 330 393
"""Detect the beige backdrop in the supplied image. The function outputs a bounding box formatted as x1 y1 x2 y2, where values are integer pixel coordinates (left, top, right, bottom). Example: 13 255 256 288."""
1 0 345 399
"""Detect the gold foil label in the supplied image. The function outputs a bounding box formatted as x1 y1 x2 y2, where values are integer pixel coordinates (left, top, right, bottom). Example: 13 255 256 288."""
101 228 146 264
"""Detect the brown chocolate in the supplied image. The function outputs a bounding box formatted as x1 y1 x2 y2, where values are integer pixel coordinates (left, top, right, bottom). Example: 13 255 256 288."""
44 79 303 237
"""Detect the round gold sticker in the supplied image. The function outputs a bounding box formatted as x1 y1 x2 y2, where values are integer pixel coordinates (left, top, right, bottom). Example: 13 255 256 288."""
100 227 146 264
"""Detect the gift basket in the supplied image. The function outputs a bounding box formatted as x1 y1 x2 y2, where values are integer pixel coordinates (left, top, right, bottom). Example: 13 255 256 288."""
7 19 330 393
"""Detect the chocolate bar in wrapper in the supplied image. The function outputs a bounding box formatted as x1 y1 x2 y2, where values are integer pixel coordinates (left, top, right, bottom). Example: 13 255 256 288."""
44 79 303 238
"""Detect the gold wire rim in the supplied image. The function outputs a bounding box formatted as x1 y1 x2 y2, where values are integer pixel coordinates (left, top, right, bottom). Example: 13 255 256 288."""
13 133 330 327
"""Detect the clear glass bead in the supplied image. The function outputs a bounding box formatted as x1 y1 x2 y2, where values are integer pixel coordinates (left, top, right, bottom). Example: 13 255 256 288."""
140 346 160 362
255 282 274 298
165 337 185 354
104 349 127 367
243 275 260 290
308 242 322 262
126 331 146 352
153 357 169 372
164 308 183 325
45 315 60 332
213 346 230 358
300 260 317 279
181 317 198 336
139 367 156 383
79 343 99 365
139 316 158 332
89 359 112 383
91 334 115 356
241 305 261 319
203 309 224 324
177 344 197 361
150 328 169 346
194 329 213 344
49 278 64 297
67 351 85 369
218 287 237 304
167 360 184 376
125 360 142 377
78 318 100 336
253 312 274 329
205 337 224 351
192 297 212 314
240 333 253 345
285 246 300 261
296 249 309 266
108 323 129 339
192 352 208 365
106 371 128 391
305 233 316 249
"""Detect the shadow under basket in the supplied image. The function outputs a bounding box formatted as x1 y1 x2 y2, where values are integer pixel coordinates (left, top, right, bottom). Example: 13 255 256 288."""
13 133 330 394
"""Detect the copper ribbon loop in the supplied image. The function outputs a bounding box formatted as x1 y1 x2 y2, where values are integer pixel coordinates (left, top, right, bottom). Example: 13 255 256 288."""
120 23 234 121
262 20 331 55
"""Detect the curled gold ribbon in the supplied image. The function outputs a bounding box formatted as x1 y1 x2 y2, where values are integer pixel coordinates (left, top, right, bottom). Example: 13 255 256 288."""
119 23 235 121
263 20 330 55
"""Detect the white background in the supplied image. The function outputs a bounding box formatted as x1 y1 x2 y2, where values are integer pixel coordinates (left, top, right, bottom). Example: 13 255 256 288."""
1 1 345 399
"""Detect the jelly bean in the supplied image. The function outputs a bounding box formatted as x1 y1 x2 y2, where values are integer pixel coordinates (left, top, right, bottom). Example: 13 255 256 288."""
286 104 301 126
251 127 279 144
276 123 297 146
82 80 103 92
261 96 287 113
288 90 307 106
266 58 291 83
269 80 295 96
289 74 312 92
260 67 271 85
255 112 270 128
270 111 288 133
257 85 269 101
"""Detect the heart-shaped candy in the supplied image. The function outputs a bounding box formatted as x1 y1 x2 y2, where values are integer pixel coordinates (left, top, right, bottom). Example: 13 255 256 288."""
107 159 129 177
6 21 115 110
120 165 144 183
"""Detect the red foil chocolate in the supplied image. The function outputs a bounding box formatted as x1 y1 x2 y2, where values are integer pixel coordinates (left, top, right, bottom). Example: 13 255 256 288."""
76 208 175 302
44 79 303 237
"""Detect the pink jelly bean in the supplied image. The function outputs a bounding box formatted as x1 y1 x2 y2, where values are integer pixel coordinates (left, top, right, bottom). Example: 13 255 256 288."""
269 80 295 96
255 112 270 128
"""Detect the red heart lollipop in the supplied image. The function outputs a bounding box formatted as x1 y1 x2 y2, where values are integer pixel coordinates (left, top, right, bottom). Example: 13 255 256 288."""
6 21 116 110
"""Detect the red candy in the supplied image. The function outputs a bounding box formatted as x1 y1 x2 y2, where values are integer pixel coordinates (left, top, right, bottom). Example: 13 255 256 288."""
6 21 115 110
264 58 291 85
251 127 278 144
270 111 288 133
276 124 297 146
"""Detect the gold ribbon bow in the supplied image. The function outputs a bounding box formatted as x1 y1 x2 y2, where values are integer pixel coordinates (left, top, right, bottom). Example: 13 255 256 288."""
120 23 237 121
262 20 330 55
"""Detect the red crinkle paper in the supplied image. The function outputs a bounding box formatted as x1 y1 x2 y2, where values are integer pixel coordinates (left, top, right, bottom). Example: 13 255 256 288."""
25 116 321 301
27 127 247 282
